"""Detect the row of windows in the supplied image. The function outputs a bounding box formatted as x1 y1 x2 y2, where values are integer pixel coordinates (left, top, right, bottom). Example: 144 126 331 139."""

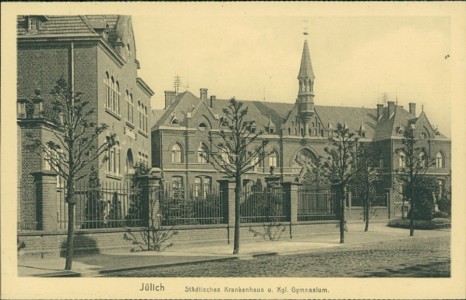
105 72 120 115
398 151 445 168
170 142 279 169
105 72 148 133
171 176 212 198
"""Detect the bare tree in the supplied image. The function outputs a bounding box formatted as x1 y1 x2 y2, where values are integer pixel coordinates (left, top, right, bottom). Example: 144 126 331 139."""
204 98 270 254
395 126 434 236
351 143 379 232
322 123 359 243
29 76 115 270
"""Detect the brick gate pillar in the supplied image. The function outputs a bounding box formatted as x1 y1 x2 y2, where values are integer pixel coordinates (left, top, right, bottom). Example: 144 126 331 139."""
137 173 162 227
280 182 302 224
32 170 58 231
218 179 235 243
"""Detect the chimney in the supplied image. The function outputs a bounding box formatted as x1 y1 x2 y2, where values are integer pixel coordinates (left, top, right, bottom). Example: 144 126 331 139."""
387 101 395 118
409 102 416 116
376 104 384 120
164 90 176 109
210 95 216 108
200 88 208 102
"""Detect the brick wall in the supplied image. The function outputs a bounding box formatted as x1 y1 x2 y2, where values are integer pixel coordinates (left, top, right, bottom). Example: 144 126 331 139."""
18 222 340 258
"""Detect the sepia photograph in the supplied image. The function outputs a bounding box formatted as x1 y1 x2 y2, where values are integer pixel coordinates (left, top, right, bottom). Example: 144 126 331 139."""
1 2 465 299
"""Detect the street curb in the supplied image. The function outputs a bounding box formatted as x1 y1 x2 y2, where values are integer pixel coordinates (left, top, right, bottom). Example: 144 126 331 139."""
38 256 240 277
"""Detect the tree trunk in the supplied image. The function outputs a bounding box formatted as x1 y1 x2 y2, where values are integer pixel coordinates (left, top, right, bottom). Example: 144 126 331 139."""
340 185 346 243
364 185 370 232
410 182 415 237
64 196 75 270
233 176 241 254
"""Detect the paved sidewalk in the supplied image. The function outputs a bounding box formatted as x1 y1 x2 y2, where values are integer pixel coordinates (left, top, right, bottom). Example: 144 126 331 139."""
17 223 450 277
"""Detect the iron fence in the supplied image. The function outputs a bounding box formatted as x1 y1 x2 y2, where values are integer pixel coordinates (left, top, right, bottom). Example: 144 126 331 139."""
160 185 225 226
297 188 338 221
240 186 288 223
56 181 144 230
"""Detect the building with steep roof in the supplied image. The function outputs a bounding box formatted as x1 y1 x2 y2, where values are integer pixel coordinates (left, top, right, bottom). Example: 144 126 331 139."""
17 15 154 230
151 38 451 217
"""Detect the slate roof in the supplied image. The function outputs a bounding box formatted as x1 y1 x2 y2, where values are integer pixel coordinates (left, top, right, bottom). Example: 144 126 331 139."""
298 40 315 79
17 15 120 37
152 91 449 140
314 105 378 138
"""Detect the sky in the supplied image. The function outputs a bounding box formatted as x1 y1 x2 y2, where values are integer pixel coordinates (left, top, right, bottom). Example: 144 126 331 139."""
131 13 451 136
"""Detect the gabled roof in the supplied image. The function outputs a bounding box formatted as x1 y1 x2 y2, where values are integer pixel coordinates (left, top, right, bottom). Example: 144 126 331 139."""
212 99 294 132
314 105 377 138
18 15 118 36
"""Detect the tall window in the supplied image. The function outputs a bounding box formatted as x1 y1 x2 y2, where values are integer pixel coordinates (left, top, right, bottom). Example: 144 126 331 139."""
110 77 115 111
105 72 110 108
144 106 148 132
194 176 211 198
129 93 134 123
251 156 259 171
172 176 184 197
398 152 406 168
138 101 142 129
125 90 130 121
419 151 427 168
171 143 182 163
197 143 207 163
106 143 120 175
221 147 231 164
115 81 120 115
269 151 278 168
436 152 444 168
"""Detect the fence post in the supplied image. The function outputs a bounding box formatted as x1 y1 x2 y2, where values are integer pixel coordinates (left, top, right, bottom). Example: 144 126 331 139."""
218 179 235 243
32 170 58 231
137 174 162 227
386 188 392 219
281 182 301 239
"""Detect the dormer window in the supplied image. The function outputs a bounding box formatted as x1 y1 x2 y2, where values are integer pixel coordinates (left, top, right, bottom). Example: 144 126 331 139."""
269 128 274 134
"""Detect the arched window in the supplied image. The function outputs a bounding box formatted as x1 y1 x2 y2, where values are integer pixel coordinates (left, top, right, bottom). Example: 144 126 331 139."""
269 151 278 168
125 90 130 121
130 93 134 123
115 81 120 115
105 72 110 108
221 147 231 164
436 152 444 168
110 77 115 111
398 152 406 168
144 106 148 132
194 176 212 198
197 143 208 163
419 151 427 168
138 101 141 129
171 143 183 163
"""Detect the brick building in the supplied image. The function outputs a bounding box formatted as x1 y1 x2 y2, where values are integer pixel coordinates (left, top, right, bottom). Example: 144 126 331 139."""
17 15 154 230
151 39 451 212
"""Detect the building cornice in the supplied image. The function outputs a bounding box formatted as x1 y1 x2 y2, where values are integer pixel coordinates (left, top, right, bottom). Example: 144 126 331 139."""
136 77 155 97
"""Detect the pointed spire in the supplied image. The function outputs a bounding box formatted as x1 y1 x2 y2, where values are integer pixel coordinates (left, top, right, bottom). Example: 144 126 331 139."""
298 40 315 80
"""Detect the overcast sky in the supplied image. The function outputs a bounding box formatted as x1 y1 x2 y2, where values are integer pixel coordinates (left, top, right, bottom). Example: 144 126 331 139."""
131 12 451 136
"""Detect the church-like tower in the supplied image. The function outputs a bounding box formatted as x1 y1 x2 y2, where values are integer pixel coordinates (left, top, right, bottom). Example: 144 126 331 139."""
297 39 315 136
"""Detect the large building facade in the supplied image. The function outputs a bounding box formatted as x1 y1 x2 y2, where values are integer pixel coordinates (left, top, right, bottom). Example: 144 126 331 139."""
17 15 154 229
151 39 451 209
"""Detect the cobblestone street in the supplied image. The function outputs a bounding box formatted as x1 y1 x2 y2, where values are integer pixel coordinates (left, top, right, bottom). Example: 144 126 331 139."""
106 234 450 277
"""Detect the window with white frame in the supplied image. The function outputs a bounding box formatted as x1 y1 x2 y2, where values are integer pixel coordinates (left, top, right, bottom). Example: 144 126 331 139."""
419 151 427 168
106 142 120 175
197 143 208 163
105 72 110 108
436 152 444 168
194 176 211 198
171 143 183 163
269 151 278 168
172 176 184 198
398 151 406 168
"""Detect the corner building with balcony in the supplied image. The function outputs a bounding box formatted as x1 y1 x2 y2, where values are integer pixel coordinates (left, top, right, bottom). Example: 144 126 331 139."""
17 15 154 230
151 39 451 218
